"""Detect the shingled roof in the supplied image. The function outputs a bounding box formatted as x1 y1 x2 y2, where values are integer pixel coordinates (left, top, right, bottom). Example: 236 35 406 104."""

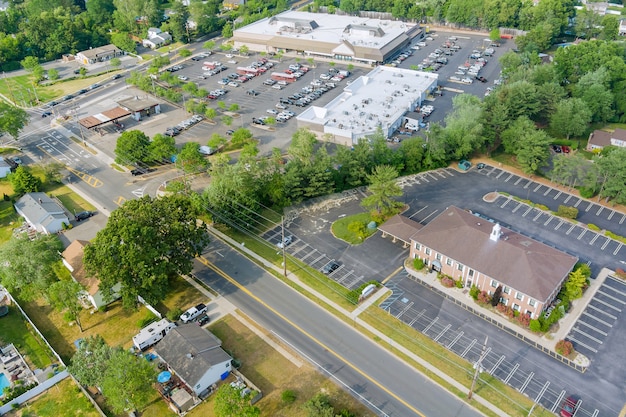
378 214 423 244
410 206 578 302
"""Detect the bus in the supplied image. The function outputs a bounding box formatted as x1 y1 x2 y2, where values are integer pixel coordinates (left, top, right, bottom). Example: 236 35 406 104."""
237 66 261 76
270 72 297 83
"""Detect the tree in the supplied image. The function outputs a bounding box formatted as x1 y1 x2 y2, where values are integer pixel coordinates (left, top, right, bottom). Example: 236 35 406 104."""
69 335 114 387
111 32 136 53
0 234 63 300
149 133 177 162
239 45 249 56
222 22 233 38
360 165 403 215
110 57 122 69
565 268 587 300
594 147 626 204
203 40 216 50
47 68 59 80
288 128 317 166
214 384 260 417
179 49 192 58
549 98 591 139
442 94 484 159
20 56 40 72
0 102 30 138
304 393 335 417
205 107 217 121
228 103 239 112
115 130 150 165
83 195 210 308
48 279 85 332
501 116 536 154
515 129 551 175
600 15 619 40
9 166 42 194
208 133 227 149
489 28 500 42
177 142 209 173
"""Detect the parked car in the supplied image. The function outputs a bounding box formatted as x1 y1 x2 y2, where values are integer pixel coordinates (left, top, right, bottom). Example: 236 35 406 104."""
266 109 278 115
552 144 562 153
75 211 94 221
226 130 234 136
559 395 580 417
130 167 156 176
475 76 487 83
10 156 22 165
321 261 340 274
246 89 259 96
42 111 52 118
277 235 293 248
196 314 211 326
561 145 570 153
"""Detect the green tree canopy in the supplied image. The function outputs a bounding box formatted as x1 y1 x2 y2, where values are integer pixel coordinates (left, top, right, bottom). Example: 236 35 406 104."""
48 279 85 332
149 133 177 162
214 384 260 417
0 102 30 138
114 130 151 165
361 165 403 215
549 98 591 139
8 166 42 194
177 142 209 173
83 195 210 308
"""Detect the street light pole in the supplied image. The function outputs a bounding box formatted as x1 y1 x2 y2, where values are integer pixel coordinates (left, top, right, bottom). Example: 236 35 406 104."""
281 216 287 277
468 336 488 400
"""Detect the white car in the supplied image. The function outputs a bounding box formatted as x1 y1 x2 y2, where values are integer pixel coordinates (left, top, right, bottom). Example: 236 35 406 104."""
319 73 331 80
276 103 287 109
225 53 234 58
228 81 239 87
272 84 283 90
180 303 208 323
417 41 427 47
177 75 188 81
454 70 466 75
461 78 473 84
277 80 288 86
277 236 293 248
449 76 461 82
266 109 279 115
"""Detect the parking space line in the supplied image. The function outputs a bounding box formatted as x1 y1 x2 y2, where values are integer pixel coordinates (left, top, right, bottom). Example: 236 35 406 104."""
301 250 319 262
574 199 582 208
533 212 543 221
577 229 586 240
435 170 446 178
608 210 615 220
567 335 598 353
409 309 426 326
587 305 617 321
601 238 611 250
572 327 603 344
597 290 626 305
522 207 533 217
533 184 542 192
585 202 594 212
563 195 572 204
596 206 603 216
500 198 511 208
576 320 608 336
489 355 505 375
422 317 438 334
523 180 531 189
419 209 439 224
433 324 451 342
553 191 562 200
603 282 626 298
620 214 626 225
514 177 523 185
310 253 326 264
419 174 430 183
496 171 505 179
554 220 564 230
427 172 438 181
520 372 534 394
551 391 567 413
408 206 428 219
544 217 552 226
504 174 513 182
460 339 476 358
589 234 599 245
512 203 522 213
447 331 464 349
290 244 308 256
594 298 621 312
614 243 623 256
543 188 551 196
566 224 576 235
504 363 519 384
395 301 414 319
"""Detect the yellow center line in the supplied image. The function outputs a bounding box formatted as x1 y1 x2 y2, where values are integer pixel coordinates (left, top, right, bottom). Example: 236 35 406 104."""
197 255 427 417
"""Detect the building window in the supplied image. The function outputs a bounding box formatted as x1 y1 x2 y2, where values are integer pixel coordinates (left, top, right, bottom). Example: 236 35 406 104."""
423 259 429 266
436 253 442 261
425 248 431 255
503 286 511 295
513 303 520 311
526 309 533 317
468 269 474 277
488 291 492 296
501 298 508 306
528 299 536 307
415 242 421 251
446 258 452 266
515 292 524 301
490 279 498 288
457 263 463 271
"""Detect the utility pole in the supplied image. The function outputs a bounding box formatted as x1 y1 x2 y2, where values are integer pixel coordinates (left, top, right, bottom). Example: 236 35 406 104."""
281 216 287 277
468 336 488 400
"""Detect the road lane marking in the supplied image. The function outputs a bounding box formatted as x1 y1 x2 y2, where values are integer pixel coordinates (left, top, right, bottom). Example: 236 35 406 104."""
115 196 126 205
196 255 429 417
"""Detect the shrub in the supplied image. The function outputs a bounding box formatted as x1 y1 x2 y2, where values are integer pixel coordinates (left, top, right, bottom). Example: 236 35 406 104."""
413 258 424 270
469 285 480 300
369 210 386 224
516 313 531 327
441 276 455 288
347 221 367 240
579 186 596 198
477 291 491 305
555 339 574 356
455 279 463 289
166 308 183 321
587 223 600 231
615 268 626 280
535 204 549 211
557 205 578 219
281 389 297 404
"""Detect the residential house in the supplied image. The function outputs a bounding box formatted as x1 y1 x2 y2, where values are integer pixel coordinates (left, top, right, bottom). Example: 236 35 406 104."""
154 324 232 398
0 159 12 178
586 128 626 151
14 193 69 234
620 19 626 36
61 240 121 309
75 44 124 65
143 28 172 49
409 206 578 318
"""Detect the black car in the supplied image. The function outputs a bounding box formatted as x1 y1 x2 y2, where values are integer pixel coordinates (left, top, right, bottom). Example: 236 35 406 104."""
130 167 157 176
196 314 211 326
475 76 487 83
75 211 94 221
77 89 87 95
41 111 52 118
226 130 234 135
112 74 122 80
252 118 265 125
322 261 340 274
552 144 562 153
246 89 259 96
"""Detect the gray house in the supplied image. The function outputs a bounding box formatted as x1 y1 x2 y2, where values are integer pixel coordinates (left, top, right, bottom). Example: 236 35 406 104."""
154 324 232 398
14 193 69 234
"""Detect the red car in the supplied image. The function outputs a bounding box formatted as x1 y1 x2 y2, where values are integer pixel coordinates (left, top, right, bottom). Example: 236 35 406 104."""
560 395 580 417
561 145 570 153
207 94 217 99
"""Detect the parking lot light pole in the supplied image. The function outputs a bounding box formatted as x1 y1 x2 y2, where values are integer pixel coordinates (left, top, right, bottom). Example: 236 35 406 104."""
468 336 488 400
281 216 287 277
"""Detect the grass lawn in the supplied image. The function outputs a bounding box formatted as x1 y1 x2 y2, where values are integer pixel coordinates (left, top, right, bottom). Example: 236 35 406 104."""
187 315 375 417
331 212 377 245
0 305 56 369
4 378 101 417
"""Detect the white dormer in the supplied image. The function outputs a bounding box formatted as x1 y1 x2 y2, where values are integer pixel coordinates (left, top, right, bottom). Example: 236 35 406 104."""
490 223 501 242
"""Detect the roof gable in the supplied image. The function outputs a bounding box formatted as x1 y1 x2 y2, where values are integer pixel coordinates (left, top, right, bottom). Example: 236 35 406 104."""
14 193 67 224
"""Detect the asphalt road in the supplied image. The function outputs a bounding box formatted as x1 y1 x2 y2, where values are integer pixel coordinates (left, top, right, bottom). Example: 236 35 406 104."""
193 237 484 417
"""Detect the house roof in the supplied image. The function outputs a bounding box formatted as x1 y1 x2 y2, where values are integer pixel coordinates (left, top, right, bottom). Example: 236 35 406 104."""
14 193 67 225
77 44 121 60
588 128 626 148
62 240 101 294
378 214 422 244
154 325 232 388
410 206 578 302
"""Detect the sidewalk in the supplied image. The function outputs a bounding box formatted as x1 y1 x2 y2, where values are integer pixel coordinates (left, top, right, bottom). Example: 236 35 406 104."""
207 226 509 417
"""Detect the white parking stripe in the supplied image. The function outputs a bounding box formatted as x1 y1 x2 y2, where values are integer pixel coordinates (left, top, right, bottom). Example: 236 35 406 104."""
589 234 599 245
593 297 621 312
514 177 523 185
573 327 603 344
533 212 543 221
583 311 614 326
614 243 623 256
585 202 593 212
489 355 505 375
608 211 615 220
587 304 617 319
447 331 464 349
433 324 451 342
553 191 562 200
597 290 626 305
501 198 510 208
577 229 586 240
567 335 598 353
496 170 505 179
596 206 603 216
603 281 626 298
574 199 582 208
563 195 572 204
534 184 542 192
620 214 626 225
461 339 476 358
601 238 611 250
543 188 551 196
504 173 513 182
504 363 519 384
512 203 523 213
522 207 533 217
544 217 553 226
409 309 426 326
566 224 576 235
576 320 608 336
520 372 534 394
554 220 564 230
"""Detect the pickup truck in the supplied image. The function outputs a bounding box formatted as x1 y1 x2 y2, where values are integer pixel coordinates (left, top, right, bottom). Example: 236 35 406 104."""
180 303 208 323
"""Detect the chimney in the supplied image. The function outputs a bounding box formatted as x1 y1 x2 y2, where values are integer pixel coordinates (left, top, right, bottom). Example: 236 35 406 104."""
490 223 501 242
38 198 42 204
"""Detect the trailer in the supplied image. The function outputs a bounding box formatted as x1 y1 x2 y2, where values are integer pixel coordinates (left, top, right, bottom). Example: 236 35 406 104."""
237 66 260 76
270 72 297 83
202 61 220 70
132 319 176 351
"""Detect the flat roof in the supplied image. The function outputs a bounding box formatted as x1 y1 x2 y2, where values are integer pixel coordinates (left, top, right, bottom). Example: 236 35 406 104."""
77 44 121 59
234 11 416 58
297 66 437 138
118 96 161 112
79 107 131 129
